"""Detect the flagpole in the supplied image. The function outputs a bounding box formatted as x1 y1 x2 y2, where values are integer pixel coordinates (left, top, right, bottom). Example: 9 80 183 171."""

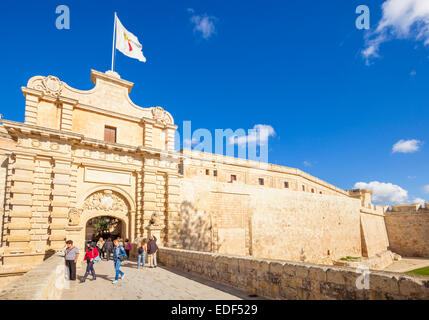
111 12 117 71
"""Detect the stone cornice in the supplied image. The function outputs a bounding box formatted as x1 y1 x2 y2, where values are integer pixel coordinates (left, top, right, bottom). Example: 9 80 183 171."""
21 87 43 99
2 119 82 141
2 119 182 158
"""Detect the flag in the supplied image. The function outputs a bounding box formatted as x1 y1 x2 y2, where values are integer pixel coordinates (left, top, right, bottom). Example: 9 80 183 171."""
115 14 146 63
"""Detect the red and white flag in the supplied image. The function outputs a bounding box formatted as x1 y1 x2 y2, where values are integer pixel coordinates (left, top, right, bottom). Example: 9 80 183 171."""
115 14 146 63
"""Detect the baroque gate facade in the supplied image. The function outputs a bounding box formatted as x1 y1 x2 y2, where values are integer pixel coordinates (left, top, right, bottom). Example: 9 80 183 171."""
0 70 182 274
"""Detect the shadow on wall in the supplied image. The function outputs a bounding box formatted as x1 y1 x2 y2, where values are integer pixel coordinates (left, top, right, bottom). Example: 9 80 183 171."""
178 201 213 252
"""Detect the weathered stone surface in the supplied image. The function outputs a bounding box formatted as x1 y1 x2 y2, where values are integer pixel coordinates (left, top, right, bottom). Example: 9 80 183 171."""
158 247 429 300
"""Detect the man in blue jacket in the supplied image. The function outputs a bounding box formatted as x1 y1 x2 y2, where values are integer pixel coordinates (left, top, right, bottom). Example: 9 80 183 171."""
112 239 127 284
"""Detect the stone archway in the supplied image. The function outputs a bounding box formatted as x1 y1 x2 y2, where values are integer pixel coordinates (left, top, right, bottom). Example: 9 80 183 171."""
66 189 132 260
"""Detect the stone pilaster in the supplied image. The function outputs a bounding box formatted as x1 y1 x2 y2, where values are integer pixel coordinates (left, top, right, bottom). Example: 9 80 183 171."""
49 159 72 250
142 169 157 238
69 162 78 209
59 98 76 132
7 152 35 253
135 171 144 238
166 128 175 151
143 123 153 148
156 172 167 218
30 156 53 253
165 173 181 247
23 92 40 125
0 154 10 248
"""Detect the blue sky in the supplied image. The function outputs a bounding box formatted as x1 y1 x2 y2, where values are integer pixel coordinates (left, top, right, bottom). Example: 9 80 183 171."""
0 0 428 204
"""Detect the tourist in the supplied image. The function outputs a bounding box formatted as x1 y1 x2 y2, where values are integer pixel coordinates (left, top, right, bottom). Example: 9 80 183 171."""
112 239 126 284
137 239 147 269
104 238 113 261
96 237 105 259
80 241 99 283
64 240 79 281
125 239 131 258
147 235 158 268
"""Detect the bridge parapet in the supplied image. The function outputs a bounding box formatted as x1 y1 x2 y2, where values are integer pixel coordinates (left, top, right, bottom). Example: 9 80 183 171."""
0 252 64 300
158 247 429 300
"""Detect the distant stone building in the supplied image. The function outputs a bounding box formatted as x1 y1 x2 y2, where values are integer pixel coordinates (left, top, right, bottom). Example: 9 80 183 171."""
0 69 423 283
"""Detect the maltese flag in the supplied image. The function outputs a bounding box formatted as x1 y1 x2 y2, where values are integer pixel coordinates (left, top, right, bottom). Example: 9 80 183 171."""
115 14 146 63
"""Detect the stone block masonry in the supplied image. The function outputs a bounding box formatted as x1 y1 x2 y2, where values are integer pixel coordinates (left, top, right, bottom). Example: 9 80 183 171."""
385 204 429 258
158 247 429 300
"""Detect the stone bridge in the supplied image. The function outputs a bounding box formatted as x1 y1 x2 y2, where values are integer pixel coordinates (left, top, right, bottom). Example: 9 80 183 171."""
61 259 255 300
0 248 428 300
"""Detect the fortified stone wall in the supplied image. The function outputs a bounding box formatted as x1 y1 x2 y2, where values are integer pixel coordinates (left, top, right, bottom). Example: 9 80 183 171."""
181 149 348 196
173 177 391 265
360 209 390 258
158 247 429 300
385 204 429 257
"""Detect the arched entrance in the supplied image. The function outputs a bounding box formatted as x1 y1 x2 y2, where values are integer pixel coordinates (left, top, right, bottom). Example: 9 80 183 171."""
68 186 135 255
85 216 125 242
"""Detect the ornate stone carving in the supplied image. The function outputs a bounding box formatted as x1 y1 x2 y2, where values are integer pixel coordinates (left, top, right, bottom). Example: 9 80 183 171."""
82 190 129 214
150 212 161 226
31 76 64 97
151 107 172 125
68 208 82 226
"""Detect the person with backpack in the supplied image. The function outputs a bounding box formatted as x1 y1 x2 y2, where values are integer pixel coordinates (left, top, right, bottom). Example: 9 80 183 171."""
112 238 127 284
137 239 147 269
147 235 158 268
80 241 99 283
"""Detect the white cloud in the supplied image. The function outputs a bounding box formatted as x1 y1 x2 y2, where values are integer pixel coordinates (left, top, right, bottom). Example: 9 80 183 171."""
183 137 200 148
392 139 422 153
303 161 312 167
353 181 408 204
362 0 429 64
413 197 425 205
423 185 429 193
188 9 217 40
229 124 275 146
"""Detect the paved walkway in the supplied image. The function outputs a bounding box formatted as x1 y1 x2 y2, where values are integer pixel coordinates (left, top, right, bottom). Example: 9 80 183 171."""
384 257 429 273
61 259 258 300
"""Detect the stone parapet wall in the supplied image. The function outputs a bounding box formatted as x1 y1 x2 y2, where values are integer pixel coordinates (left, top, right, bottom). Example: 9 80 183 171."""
158 247 429 300
0 253 64 300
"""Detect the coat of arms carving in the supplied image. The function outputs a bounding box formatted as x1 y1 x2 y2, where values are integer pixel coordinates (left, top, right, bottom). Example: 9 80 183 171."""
30 76 64 98
151 107 172 125
82 190 129 214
